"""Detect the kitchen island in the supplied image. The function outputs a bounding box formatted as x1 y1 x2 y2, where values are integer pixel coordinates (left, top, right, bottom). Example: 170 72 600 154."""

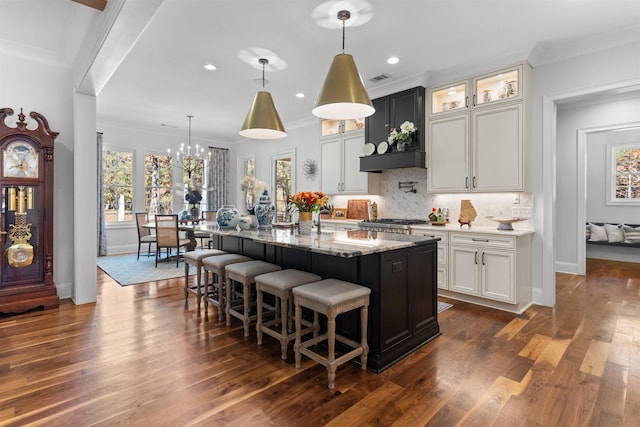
201 226 440 372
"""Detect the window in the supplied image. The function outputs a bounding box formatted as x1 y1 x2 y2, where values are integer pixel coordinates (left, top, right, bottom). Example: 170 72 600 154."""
103 150 133 223
145 154 173 216
607 143 640 205
272 152 294 222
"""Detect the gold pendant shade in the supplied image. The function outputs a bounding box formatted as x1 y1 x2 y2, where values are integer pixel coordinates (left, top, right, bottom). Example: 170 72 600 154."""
239 91 287 139
312 52 374 120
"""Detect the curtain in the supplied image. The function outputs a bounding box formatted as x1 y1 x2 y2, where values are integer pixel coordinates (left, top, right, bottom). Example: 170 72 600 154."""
207 147 228 211
97 132 107 256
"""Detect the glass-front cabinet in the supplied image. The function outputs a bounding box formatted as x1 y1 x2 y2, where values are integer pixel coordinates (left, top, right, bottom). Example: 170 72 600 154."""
429 63 526 116
320 118 365 137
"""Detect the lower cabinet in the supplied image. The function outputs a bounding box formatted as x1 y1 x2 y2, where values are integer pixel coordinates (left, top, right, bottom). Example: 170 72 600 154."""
411 227 533 313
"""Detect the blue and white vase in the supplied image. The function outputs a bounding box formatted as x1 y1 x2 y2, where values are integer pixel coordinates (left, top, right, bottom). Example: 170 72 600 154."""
254 190 275 231
216 205 240 229
238 214 253 231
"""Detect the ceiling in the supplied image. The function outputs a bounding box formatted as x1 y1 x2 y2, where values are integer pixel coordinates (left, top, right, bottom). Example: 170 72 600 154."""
1 0 639 144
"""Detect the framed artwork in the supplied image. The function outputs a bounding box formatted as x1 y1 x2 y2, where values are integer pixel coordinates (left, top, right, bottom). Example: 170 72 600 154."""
332 208 347 219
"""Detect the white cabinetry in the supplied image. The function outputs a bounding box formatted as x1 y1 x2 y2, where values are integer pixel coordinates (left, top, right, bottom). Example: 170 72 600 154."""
427 63 529 193
411 226 533 314
321 129 379 195
411 228 448 290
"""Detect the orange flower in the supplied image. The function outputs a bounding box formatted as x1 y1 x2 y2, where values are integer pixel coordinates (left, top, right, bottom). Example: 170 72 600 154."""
288 191 328 212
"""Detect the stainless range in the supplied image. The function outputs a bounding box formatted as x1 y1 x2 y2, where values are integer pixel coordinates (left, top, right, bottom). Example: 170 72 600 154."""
358 218 428 234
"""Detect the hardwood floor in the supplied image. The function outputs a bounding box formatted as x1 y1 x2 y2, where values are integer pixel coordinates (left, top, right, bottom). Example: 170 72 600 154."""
0 258 639 426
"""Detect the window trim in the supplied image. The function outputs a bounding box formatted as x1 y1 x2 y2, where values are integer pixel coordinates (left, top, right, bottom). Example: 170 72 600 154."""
606 142 640 206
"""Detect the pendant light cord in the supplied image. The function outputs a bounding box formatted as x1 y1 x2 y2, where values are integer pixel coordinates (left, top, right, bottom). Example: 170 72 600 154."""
342 18 345 52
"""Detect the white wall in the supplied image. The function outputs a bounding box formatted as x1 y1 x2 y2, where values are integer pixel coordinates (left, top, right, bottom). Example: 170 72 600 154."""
555 95 640 271
0 53 76 299
530 39 640 306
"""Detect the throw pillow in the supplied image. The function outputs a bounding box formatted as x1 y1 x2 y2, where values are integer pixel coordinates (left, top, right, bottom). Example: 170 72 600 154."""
623 224 640 244
588 223 608 242
605 224 624 243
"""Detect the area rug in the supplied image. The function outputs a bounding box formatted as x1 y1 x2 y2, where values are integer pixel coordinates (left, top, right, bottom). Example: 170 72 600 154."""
438 301 453 313
97 253 191 286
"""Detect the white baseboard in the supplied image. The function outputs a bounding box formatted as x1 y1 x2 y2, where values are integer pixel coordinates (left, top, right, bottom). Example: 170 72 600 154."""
56 281 73 299
531 288 545 306
586 246 640 264
555 261 579 274
106 244 138 255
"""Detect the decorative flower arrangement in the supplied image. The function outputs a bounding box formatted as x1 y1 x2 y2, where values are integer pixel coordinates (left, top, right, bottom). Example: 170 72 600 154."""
185 189 202 206
288 191 329 213
240 175 268 214
388 121 417 145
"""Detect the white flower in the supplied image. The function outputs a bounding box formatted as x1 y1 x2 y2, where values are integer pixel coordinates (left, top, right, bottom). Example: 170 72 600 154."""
399 121 416 134
387 129 398 144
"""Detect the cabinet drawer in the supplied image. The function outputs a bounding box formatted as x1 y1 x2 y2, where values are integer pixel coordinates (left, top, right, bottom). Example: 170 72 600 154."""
437 243 448 266
449 232 515 249
411 229 448 243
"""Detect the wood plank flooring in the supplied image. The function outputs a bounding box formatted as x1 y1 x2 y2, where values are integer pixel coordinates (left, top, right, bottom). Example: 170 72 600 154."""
0 258 639 426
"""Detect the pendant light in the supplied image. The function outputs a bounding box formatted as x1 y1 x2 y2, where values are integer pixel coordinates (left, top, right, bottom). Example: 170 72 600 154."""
312 10 374 120
239 58 287 139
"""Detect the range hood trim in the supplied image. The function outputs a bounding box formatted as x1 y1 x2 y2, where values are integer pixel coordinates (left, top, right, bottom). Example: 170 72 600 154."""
359 151 426 173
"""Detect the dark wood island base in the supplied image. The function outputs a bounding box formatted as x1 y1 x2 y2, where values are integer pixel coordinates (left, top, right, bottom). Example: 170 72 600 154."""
208 229 440 372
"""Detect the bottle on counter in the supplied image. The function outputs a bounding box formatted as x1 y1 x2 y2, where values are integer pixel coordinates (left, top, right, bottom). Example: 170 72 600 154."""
428 208 438 222
437 208 444 222
444 208 450 223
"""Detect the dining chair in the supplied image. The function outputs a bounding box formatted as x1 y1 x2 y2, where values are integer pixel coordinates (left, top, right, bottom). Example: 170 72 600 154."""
135 212 157 260
198 210 217 249
155 214 190 267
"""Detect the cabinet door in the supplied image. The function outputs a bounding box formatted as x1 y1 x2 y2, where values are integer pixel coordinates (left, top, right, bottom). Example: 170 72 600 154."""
391 87 425 150
428 115 469 193
429 81 468 116
480 249 516 303
365 96 390 145
472 103 523 191
449 245 479 295
473 64 523 107
320 136 342 194
342 132 367 193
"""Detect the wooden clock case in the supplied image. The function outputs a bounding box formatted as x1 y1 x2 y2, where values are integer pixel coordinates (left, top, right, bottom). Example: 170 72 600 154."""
0 108 58 314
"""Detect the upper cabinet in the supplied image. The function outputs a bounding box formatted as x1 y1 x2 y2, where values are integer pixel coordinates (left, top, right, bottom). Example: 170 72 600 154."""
321 129 379 195
360 86 426 172
427 63 530 193
321 118 365 137
430 65 524 116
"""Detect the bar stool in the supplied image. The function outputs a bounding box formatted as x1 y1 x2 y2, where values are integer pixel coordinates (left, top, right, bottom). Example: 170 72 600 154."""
225 261 282 337
183 249 227 314
255 269 322 360
293 279 371 389
202 254 252 322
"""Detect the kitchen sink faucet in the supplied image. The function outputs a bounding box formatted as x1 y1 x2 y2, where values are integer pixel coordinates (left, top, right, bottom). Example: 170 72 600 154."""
316 209 332 235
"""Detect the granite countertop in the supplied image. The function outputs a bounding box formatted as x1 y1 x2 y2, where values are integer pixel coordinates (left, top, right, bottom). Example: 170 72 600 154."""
411 224 535 237
199 225 439 258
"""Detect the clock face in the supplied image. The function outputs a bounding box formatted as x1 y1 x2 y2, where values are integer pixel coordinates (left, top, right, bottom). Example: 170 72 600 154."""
3 140 38 178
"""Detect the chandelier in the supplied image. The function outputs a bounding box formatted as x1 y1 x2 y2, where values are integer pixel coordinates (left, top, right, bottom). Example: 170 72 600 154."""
168 115 206 179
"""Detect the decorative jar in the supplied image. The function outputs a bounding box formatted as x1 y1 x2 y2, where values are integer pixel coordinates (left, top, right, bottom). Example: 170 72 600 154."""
238 214 253 230
298 211 313 235
216 205 240 229
254 190 275 231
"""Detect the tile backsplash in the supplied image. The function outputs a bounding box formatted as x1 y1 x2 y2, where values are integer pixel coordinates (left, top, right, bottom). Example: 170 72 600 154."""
329 168 534 230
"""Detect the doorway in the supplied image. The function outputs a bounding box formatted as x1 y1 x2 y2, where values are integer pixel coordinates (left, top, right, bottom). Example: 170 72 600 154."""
271 151 295 222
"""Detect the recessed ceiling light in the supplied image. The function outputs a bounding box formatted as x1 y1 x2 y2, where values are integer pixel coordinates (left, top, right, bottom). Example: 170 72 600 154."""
387 57 399 65
204 64 217 71
296 93 305 98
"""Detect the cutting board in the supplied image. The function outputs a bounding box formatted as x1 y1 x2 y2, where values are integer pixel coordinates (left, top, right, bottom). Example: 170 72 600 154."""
347 199 370 220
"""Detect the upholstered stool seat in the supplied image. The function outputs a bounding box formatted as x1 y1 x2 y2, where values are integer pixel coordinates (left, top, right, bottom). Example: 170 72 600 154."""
225 260 282 337
293 279 371 389
202 254 252 322
183 249 227 314
255 269 322 360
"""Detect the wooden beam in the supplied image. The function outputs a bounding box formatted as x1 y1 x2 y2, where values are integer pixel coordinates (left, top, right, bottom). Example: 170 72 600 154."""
71 0 107 11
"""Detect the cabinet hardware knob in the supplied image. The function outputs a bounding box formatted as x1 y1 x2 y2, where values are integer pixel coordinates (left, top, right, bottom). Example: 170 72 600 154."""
465 96 469 108
473 176 477 188
482 253 486 265
473 94 477 107
474 251 478 264
465 177 469 189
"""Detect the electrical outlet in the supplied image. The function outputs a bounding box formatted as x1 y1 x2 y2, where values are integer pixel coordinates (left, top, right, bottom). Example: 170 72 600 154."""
512 207 532 218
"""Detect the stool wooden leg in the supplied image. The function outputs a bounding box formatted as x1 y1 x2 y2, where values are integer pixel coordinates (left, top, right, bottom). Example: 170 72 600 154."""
294 303 302 368
361 305 369 370
217 272 225 322
226 272 232 326
195 266 202 314
256 287 263 345
327 313 337 390
184 263 190 310
203 270 210 322
242 280 251 337
280 295 288 360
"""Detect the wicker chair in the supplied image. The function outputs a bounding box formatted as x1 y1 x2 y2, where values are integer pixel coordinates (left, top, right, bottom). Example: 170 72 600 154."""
199 210 217 248
135 212 156 260
154 214 190 267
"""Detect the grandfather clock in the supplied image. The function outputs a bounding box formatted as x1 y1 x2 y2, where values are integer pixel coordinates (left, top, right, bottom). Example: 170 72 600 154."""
0 108 58 314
